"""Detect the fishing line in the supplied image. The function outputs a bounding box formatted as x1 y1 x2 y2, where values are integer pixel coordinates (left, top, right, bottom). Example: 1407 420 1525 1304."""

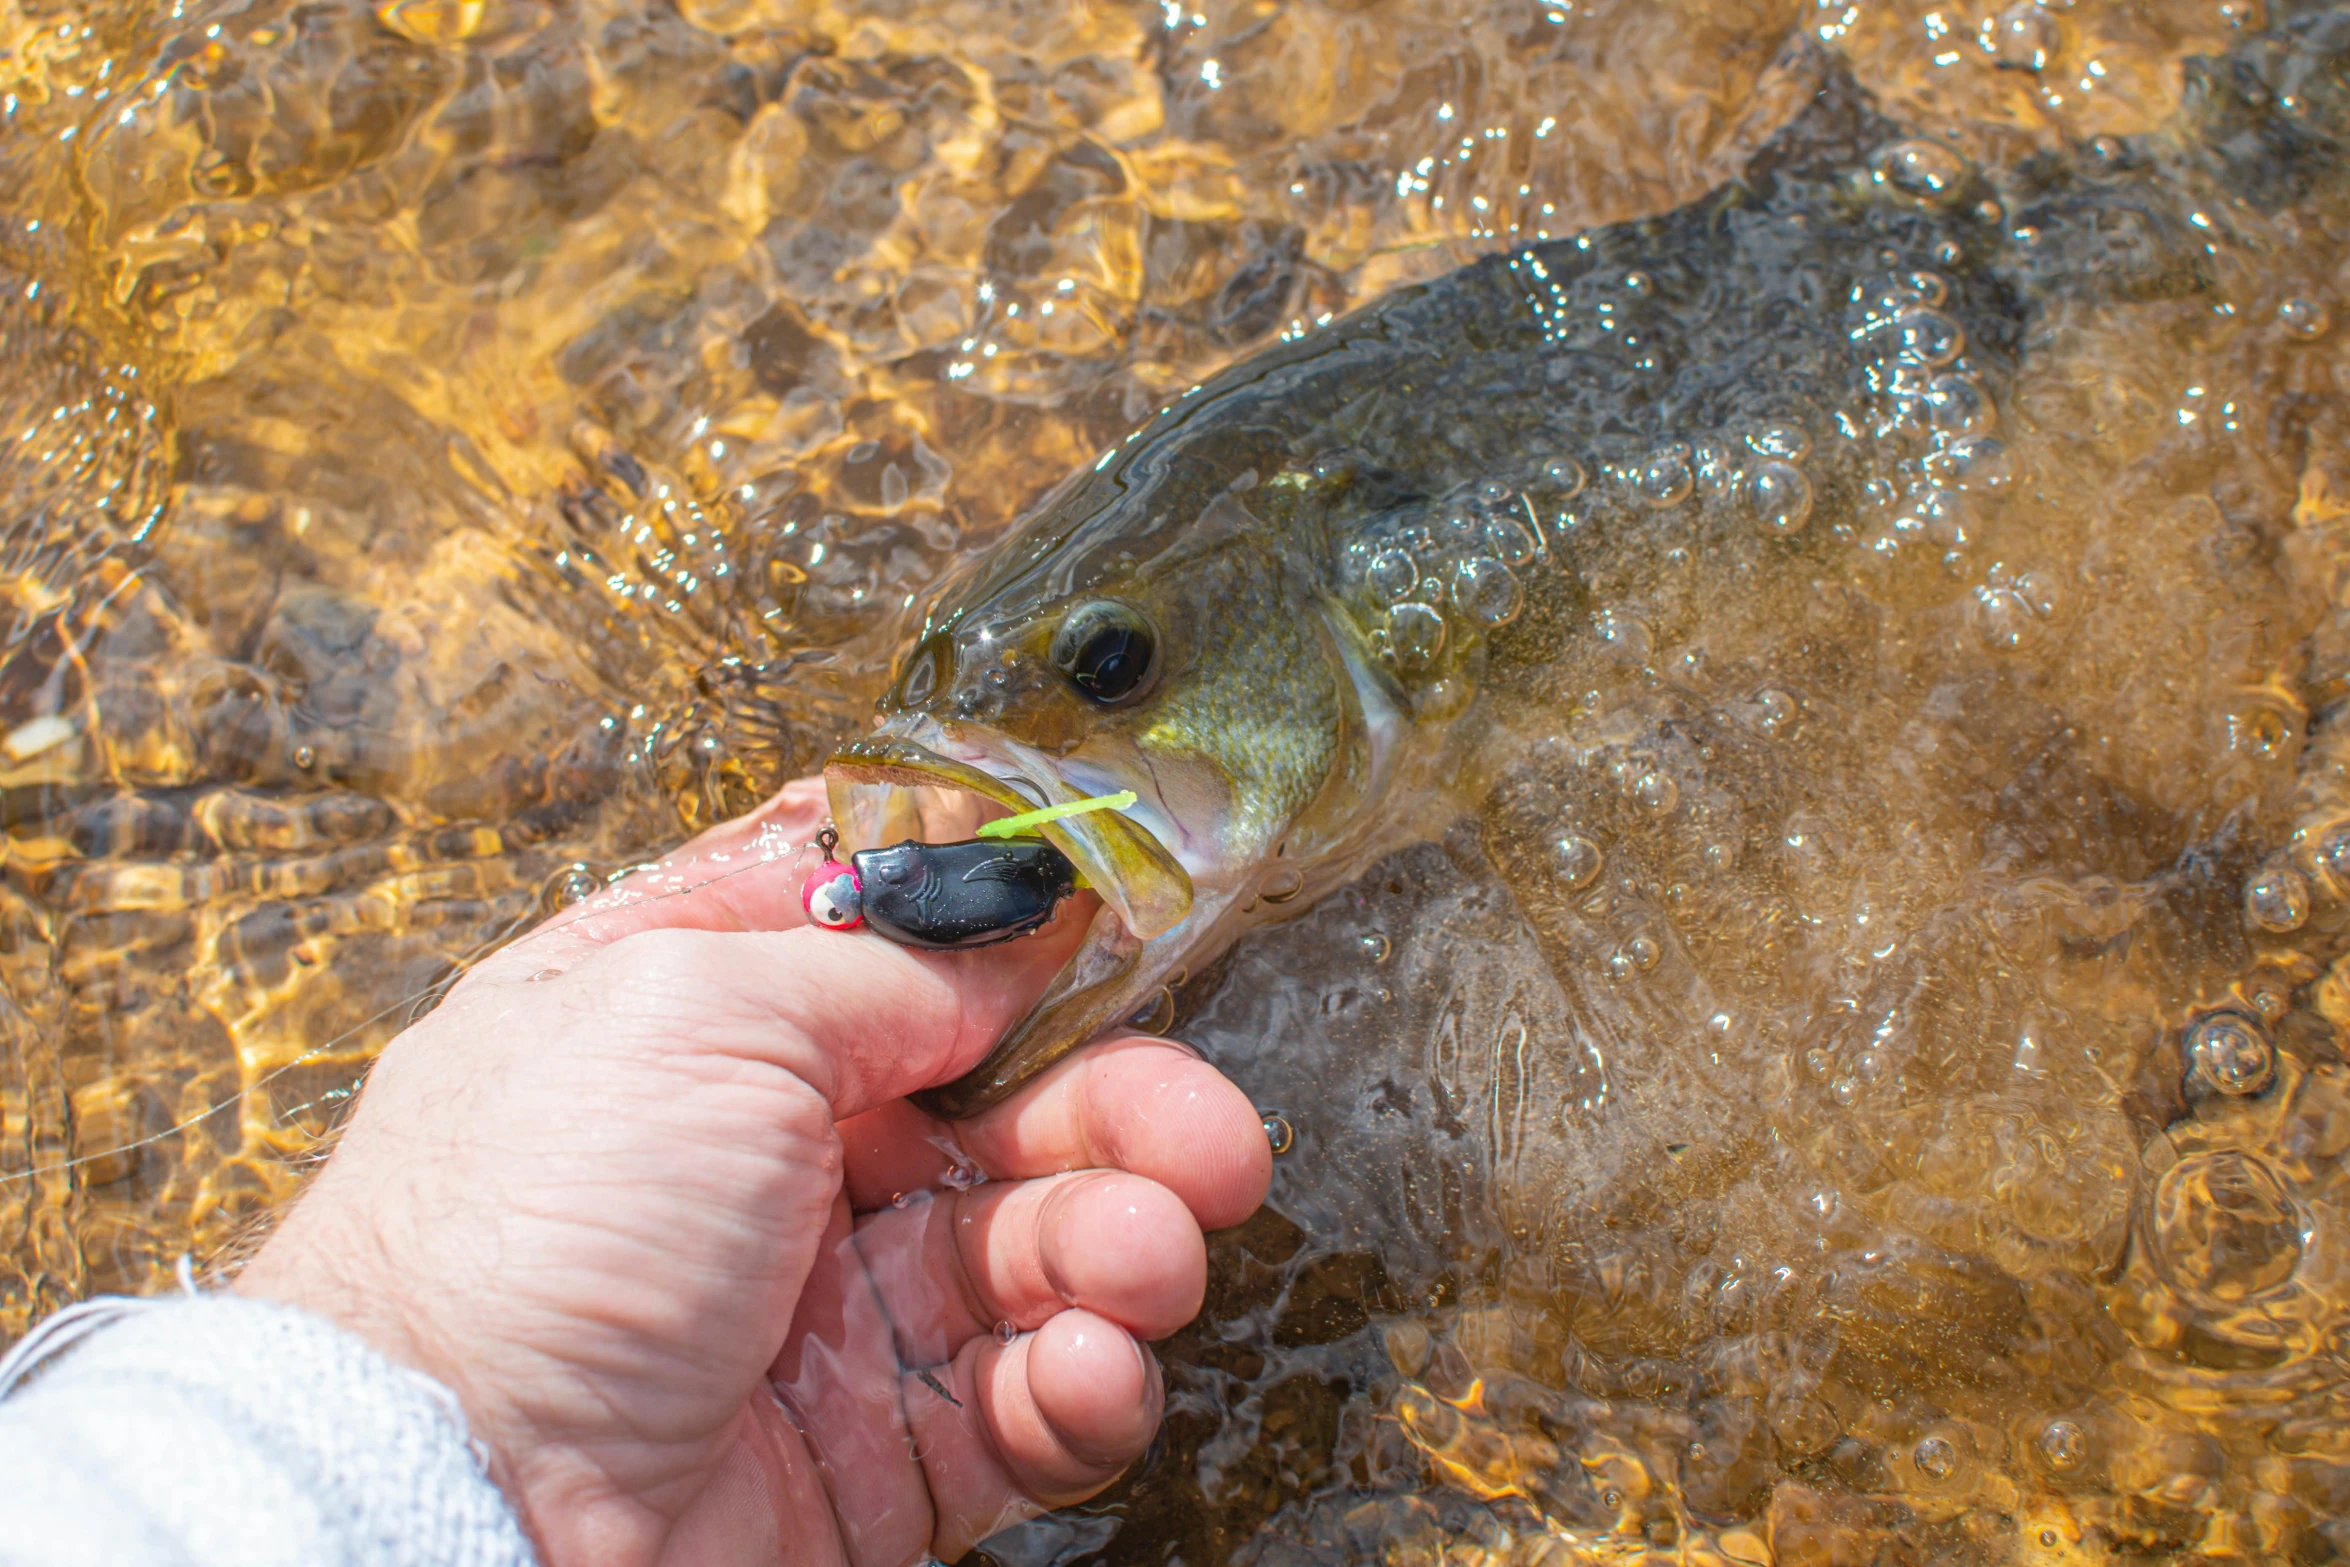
0 831 827 1187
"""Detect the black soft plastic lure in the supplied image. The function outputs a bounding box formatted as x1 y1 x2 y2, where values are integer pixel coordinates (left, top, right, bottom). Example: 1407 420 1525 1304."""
802 830 1079 949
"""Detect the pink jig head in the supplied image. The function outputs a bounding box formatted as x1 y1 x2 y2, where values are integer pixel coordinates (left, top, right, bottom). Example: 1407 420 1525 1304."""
802 826 864 930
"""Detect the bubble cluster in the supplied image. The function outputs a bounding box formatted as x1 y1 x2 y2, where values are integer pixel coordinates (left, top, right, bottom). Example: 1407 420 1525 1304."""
1348 478 1546 672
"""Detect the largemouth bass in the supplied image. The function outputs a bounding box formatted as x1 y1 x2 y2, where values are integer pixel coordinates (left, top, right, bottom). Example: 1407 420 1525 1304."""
832 7 2350 1125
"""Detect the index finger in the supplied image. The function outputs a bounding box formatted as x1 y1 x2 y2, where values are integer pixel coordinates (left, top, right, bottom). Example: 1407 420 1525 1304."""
483 778 831 977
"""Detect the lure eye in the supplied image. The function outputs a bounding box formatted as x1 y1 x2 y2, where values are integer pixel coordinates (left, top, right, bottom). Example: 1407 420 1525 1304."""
1050 601 1157 706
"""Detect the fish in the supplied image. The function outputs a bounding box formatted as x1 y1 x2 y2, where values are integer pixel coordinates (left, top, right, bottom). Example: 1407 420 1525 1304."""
827 12 2350 1119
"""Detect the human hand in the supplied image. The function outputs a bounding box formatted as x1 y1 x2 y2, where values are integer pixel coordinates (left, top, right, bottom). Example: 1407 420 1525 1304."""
235 777 1271 1567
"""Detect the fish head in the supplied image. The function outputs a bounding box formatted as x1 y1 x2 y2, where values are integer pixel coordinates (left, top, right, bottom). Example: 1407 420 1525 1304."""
827 470 1404 1114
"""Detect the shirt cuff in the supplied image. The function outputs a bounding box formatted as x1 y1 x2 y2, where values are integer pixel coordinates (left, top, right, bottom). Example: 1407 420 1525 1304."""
0 1291 538 1567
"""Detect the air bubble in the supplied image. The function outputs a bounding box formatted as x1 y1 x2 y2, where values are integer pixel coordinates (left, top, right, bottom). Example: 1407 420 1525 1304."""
1623 270 1653 297
2279 297 2333 339
995 1319 1019 1345
1745 423 1812 461
2037 1419 2087 1472
1477 479 1512 505
1754 688 1798 736
1359 931 1392 963
1452 556 1524 627
1912 1435 1958 1480
1543 456 1587 497
2151 1150 2303 1301
1261 1111 1296 1155
1366 548 1419 604
548 866 602 908
1483 511 1540 567
1634 445 1693 507
1388 602 1447 668
1625 933 1661 970
1929 435 2013 491
2185 1011 2275 1097
1871 139 1969 204
1987 2 2057 70
292 745 317 770
2315 821 2350 894
1554 834 1604 890
1923 374 1997 438
2245 866 2311 933
1892 308 1965 366
1633 771 1678 813
1746 461 1814 534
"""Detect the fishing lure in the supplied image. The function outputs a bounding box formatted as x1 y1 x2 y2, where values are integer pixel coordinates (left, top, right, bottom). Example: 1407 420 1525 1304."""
801 793 1134 949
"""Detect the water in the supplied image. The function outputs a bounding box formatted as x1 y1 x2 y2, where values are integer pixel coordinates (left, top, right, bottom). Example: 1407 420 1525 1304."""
0 0 2339 1562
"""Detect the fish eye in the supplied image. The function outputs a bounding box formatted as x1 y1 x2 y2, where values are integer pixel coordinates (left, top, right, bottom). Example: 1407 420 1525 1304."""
1050 601 1157 706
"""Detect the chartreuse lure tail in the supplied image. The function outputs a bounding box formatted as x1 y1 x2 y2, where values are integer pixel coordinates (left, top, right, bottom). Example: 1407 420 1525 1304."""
975 790 1139 840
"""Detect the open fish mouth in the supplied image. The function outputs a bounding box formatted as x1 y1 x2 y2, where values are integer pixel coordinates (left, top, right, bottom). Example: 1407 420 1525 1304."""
823 733 1199 1115
823 734 1193 940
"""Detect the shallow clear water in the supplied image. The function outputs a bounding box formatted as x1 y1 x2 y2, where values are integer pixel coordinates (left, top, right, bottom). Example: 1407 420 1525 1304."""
2 0 2346 1561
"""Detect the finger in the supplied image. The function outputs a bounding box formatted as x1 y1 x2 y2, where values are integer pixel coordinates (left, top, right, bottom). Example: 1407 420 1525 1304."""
844 1038 1270 1230
854 1171 1207 1367
770 1193 934 1567
550 894 1106 1119
486 777 832 976
904 1311 1163 1561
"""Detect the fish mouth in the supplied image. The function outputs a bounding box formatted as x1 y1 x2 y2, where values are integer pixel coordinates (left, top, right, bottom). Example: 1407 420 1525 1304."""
823 732 1197 1116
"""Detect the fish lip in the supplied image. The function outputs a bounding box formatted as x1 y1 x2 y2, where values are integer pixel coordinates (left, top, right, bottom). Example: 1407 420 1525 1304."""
821 731 1194 941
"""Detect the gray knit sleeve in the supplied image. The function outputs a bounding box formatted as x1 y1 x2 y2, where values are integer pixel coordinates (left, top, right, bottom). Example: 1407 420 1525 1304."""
0 1290 539 1567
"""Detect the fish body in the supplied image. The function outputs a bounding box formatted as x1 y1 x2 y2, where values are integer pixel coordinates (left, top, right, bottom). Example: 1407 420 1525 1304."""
829 17 2350 1116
